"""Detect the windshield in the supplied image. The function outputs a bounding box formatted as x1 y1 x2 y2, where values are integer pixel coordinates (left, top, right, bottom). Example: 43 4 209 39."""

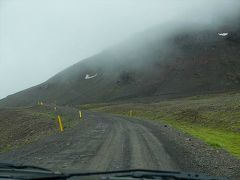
0 0 240 180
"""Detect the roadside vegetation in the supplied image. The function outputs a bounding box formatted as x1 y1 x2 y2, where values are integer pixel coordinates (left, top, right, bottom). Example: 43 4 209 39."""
81 92 240 158
0 105 80 153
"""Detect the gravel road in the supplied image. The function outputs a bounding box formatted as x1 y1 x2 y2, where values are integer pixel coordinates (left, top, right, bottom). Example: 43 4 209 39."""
0 112 239 179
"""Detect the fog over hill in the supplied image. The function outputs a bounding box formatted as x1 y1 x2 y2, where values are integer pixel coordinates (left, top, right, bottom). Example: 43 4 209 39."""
1 13 240 107
1 1 240 99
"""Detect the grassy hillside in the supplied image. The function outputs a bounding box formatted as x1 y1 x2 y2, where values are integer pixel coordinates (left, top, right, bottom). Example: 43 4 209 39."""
0 105 80 152
81 92 240 158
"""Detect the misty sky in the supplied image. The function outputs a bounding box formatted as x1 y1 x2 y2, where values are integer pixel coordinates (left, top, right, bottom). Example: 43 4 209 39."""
0 0 240 99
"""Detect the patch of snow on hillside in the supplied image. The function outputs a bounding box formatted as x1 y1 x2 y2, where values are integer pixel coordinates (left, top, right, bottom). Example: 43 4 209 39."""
85 73 97 80
218 33 228 36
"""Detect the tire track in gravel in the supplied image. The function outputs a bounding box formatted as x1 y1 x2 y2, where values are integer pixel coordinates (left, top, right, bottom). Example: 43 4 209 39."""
125 120 178 170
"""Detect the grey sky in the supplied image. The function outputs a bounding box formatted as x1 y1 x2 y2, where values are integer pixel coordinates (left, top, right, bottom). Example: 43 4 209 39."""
0 0 239 99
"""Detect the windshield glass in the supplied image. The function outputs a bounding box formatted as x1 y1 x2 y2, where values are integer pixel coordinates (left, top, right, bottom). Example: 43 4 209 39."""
0 0 240 180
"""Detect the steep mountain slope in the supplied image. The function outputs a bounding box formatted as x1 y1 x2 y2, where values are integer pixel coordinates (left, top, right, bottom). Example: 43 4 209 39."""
1 19 240 107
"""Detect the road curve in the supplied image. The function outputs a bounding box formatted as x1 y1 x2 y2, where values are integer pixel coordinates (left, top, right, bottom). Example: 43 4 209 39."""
0 112 179 172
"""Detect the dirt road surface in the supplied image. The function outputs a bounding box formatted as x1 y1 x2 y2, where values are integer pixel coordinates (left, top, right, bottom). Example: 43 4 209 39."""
0 112 239 179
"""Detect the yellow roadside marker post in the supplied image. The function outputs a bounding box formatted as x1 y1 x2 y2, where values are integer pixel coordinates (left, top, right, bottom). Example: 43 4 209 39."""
79 111 83 119
130 110 133 117
57 115 64 132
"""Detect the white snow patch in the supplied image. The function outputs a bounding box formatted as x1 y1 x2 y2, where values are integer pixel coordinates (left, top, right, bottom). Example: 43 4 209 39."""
85 73 97 80
218 33 228 36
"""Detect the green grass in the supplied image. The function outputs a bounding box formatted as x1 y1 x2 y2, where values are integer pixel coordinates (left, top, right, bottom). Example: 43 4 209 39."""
79 103 114 110
83 92 240 158
164 120 240 156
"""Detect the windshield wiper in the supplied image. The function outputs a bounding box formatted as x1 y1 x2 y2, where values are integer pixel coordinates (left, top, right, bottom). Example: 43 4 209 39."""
0 163 51 172
66 169 226 180
0 163 64 180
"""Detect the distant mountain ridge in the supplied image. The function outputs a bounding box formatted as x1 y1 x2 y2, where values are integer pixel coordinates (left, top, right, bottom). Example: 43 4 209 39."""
1 18 240 107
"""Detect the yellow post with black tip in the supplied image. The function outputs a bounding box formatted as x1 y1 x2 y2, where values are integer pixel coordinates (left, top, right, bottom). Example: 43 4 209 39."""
57 115 64 132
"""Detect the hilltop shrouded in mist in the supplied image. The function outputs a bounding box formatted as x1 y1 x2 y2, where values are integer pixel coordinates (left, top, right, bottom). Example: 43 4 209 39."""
1 12 240 106
0 0 240 106
1 0 240 99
